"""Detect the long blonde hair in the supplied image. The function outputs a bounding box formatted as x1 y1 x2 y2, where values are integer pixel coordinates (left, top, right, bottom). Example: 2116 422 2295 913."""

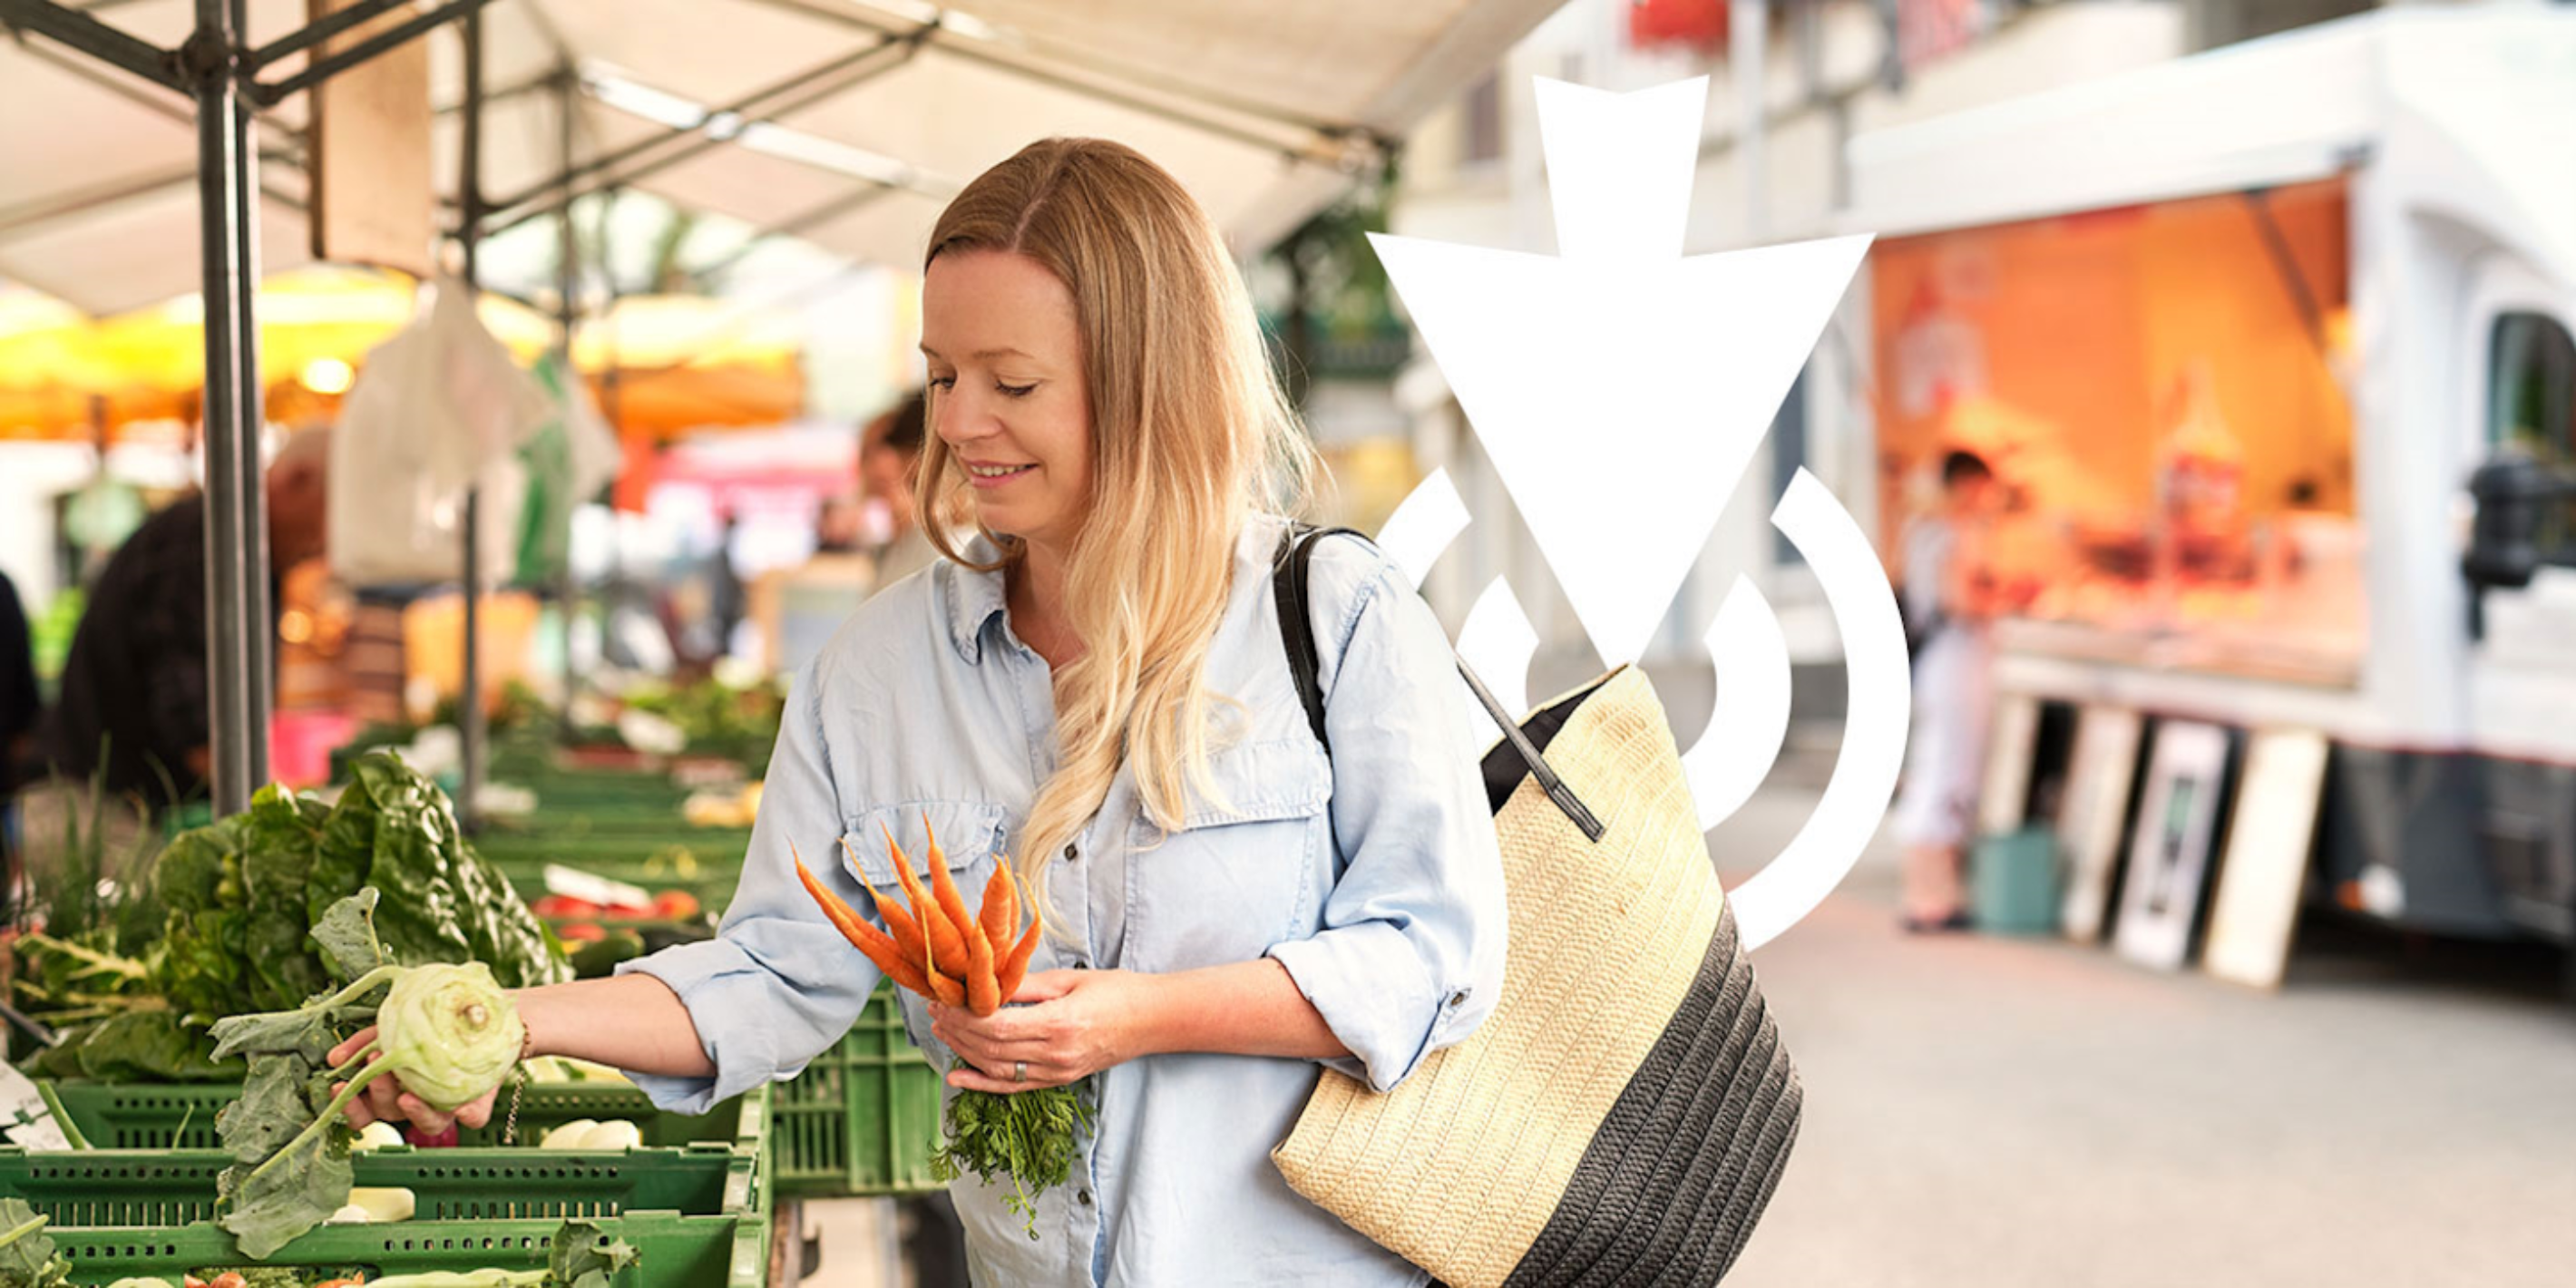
916 137 1320 894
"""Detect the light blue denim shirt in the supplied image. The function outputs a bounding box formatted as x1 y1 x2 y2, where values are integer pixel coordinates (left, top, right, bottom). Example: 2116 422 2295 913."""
620 512 1508 1287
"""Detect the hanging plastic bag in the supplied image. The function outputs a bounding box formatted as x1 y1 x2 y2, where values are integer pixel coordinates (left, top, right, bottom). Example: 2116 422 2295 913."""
512 354 621 583
330 277 552 587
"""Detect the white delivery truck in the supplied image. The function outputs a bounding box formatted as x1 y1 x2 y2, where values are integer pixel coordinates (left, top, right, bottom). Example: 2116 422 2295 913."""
1836 7 2576 946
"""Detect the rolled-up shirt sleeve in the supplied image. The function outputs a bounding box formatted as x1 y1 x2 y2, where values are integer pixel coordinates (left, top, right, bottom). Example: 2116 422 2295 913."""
619 653 884 1115
1266 553 1508 1093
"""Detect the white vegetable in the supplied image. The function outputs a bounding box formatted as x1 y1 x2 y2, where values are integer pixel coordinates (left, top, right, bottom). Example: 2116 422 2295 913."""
581 1120 643 1151
536 1117 642 1150
326 1204 373 1224
539 1119 600 1150
354 1121 405 1151
373 962 524 1113
347 1186 417 1223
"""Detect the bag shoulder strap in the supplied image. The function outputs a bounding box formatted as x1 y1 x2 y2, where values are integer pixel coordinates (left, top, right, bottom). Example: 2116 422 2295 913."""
1272 522 1366 753
1271 522 1604 842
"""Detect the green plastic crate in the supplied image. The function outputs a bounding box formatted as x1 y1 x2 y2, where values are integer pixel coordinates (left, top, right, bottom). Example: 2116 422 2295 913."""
45 1081 754 1156
771 981 945 1198
5 1087 770 1287
25 1201 756 1288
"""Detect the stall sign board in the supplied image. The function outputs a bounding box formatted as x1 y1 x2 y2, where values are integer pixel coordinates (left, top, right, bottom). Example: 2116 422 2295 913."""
2057 706 2143 942
2113 719 2232 971
2202 729 2330 990
1977 691 2044 837
307 0 435 278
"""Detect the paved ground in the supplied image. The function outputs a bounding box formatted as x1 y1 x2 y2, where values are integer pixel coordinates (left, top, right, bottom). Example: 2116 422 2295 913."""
1714 786 2576 1288
795 780 2576 1287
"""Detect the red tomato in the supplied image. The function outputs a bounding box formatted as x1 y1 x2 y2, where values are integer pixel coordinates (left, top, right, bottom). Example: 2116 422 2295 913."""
651 890 703 920
557 922 609 942
531 895 602 920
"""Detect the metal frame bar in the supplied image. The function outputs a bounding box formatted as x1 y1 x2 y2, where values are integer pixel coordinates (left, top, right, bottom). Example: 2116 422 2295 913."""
242 0 404 71
744 0 1362 162
457 5 485 831
486 30 922 212
689 184 893 283
192 0 261 815
0 0 181 91
478 30 926 233
553 61 581 741
746 0 1355 141
0 155 303 248
248 0 503 106
9 34 315 171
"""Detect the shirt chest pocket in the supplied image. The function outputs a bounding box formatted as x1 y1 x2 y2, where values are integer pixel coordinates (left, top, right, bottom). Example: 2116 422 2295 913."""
838 800 1010 1043
1122 737 1332 973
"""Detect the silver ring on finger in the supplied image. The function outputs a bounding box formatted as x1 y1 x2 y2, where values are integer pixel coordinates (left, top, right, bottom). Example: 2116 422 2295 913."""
1013 1059 1027 1084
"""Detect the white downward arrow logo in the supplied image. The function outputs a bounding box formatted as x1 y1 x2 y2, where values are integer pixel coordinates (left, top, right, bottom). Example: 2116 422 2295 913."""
1370 77 1907 950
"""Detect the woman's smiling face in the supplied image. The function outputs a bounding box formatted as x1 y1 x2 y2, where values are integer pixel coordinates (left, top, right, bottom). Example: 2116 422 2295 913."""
921 249 1095 553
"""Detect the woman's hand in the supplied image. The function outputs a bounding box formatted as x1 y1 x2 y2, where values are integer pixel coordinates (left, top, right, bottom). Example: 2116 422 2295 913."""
325 1026 499 1138
928 970 1164 1094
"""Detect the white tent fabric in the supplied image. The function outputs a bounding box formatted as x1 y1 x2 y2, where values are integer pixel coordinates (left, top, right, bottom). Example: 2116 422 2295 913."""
1 0 1562 316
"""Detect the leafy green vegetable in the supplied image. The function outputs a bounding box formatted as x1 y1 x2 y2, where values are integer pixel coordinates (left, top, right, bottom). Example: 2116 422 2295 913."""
311 756 567 991
32 761 570 1086
215 1111 352 1261
0 1199 70 1288
549 1220 641 1288
308 888 389 981
69 1009 231 1083
932 1078 1098 1240
210 904 528 1261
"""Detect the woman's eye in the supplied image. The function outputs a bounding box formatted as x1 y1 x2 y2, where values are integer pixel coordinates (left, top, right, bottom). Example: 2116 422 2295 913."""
996 381 1036 398
927 375 956 391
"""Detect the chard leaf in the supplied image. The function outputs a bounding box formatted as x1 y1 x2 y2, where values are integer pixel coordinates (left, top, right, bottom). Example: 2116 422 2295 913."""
549 1220 643 1288
0 1198 70 1288
217 1123 352 1260
215 1057 317 1166
309 889 390 980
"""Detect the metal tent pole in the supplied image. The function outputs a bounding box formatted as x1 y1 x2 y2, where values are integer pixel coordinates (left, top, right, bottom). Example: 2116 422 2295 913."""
457 7 485 829
555 63 581 740
188 0 263 815
229 0 272 795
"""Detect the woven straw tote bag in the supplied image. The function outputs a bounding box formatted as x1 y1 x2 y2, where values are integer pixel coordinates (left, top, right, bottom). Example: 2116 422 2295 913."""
1268 527 1800 1288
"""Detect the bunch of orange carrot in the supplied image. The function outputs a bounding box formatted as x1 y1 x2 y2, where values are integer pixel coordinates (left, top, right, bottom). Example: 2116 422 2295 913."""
793 818 1042 1017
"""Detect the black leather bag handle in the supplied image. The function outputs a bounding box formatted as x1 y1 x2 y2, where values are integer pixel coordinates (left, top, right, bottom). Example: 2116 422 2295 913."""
1272 524 1604 843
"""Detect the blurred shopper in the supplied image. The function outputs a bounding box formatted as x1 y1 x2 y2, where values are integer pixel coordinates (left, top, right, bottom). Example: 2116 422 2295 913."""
1893 449 2015 932
0 571 35 785
859 388 937 586
45 429 331 810
339 138 1507 1287
0 568 38 893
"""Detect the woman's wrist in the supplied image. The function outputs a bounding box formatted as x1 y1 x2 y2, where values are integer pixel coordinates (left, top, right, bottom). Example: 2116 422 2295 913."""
1117 970 1181 1064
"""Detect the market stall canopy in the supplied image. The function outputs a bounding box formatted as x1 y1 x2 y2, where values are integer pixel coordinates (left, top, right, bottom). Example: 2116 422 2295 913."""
2 0 1566 315
0 268 801 439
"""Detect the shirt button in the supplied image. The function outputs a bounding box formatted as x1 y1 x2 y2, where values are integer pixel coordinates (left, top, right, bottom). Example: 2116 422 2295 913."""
1064 844 1078 861
1448 991 1469 1009
1078 1189 1095 1206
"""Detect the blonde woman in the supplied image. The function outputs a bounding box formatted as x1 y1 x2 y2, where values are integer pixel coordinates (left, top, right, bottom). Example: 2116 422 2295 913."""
335 138 1508 1286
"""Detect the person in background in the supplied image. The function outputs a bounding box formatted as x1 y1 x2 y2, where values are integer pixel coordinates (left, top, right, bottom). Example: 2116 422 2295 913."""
1891 448 2025 932
859 389 937 586
46 429 331 811
0 568 39 898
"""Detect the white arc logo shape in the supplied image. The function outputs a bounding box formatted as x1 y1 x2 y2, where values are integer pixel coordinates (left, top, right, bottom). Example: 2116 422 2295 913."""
1371 77 1908 950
